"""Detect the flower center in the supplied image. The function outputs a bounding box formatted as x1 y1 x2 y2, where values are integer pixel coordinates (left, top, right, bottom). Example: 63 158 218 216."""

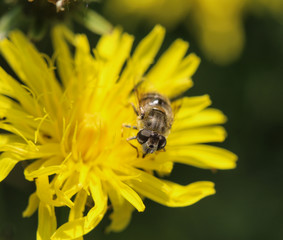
76 113 108 163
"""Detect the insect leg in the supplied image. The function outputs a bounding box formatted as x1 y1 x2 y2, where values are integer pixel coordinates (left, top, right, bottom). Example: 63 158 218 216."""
122 124 138 130
130 103 139 116
127 136 137 141
126 136 140 158
121 124 138 137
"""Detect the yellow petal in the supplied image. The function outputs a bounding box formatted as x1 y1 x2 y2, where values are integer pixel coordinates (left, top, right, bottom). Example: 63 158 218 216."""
106 185 135 233
0 121 35 141
169 126 227 145
172 53 200 85
78 163 89 189
173 108 227 131
158 144 237 169
0 95 38 130
115 180 145 212
96 28 124 60
145 39 189 90
117 25 165 96
51 219 86 240
51 175 107 240
51 25 75 87
52 171 75 208
94 29 134 102
88 175 107 211
23 192 39 217
37 202 57 240
131 25 165 76
0 142 61 160
68 190 88 221
104 169 145 212
159 77 193 99
0 34 37 91
0 152 20 182
145 45 200 98
0 67 36 114
73 35 96 94
0 134 23 146
105 32 134 81
24 157 63 181
36 176 53 204
128 169 215 207
133 158 173 175
162 180 216 206
61 171 82 199
175 94 211 120
1 31 61 99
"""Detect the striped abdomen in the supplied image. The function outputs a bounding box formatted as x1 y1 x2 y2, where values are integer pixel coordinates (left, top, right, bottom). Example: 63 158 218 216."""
138 92 173 135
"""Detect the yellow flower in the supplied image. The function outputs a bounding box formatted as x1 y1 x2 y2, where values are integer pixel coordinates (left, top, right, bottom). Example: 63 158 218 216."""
0 25 237 239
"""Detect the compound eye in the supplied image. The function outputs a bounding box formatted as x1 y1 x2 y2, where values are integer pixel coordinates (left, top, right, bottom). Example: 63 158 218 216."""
137 129 151 144
157 136 166 150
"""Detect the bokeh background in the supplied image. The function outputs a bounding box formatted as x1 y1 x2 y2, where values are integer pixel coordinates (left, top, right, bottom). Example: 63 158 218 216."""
1 0 283 239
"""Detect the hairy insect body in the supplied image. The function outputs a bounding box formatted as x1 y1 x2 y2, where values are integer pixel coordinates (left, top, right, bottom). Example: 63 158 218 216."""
138 93 173 136
130 92 173 157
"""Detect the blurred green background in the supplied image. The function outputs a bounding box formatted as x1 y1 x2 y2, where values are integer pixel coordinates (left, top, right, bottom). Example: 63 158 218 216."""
1 1 283 240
